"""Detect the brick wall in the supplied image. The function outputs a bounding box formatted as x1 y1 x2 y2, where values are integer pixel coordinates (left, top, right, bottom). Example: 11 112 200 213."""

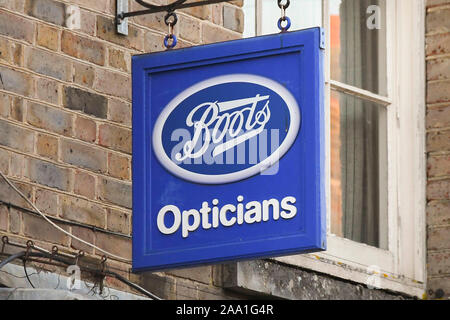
0 0 244 299
426 0 450 299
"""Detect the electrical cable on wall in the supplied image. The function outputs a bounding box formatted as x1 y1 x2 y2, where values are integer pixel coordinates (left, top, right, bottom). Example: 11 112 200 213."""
0 170 131 263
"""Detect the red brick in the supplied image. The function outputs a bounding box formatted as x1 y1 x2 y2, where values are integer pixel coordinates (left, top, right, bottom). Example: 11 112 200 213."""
427 200 450 226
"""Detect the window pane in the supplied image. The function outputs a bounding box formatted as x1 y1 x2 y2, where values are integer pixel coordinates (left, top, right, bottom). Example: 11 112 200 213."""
330 89 387 249
243 0 256 38
243 0 322 38
260 0 322 35
330 0 387 96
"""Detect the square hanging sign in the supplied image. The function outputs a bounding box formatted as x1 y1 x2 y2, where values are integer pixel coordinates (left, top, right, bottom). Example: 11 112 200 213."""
132 28 326 272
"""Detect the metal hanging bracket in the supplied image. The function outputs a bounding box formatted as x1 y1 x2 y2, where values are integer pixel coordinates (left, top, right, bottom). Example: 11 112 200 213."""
116 0 233 36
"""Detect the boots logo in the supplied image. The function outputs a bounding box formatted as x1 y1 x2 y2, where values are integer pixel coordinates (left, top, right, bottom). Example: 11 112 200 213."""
152 74 301 184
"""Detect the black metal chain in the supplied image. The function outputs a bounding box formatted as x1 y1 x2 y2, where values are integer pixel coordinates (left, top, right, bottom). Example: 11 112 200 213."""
277 0 291 33
163 11 178 49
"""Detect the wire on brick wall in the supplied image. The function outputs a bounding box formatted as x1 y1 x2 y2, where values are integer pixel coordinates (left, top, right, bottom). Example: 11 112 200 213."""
0 170 132 263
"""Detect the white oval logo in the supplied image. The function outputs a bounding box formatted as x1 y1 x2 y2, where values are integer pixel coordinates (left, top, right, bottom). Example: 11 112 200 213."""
152 74 301 184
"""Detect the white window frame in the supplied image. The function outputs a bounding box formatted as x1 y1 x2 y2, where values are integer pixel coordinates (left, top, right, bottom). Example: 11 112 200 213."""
247 0 426 297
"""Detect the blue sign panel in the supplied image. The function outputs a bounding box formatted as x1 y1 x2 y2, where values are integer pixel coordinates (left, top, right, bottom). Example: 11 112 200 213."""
132 28 326 272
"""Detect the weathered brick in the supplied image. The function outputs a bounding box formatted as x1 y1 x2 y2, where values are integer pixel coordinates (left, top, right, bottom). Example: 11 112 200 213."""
427 58 450 81
36 77 60 105
97 15 143 51
428 225 450 250
98 177 131 209
0 204 7 231
0 148 9 175
223 5 244 33
0 119 35 153
73 169 95 199
27 102 73 136
428 251 450 276
427 7 450 34
427 80 450 104
428 200 450 226
108 99 131 127
99 124 131 154
10 152 25 178
74 116 96 143
94 69 131 100
60 195 105 228
0 179 33 212
0 10 34 43
428 179 450 200
179 15 201 43
27 157 71 191
61 139 107 173
144 32 166 53
0 93 9 117
427 130 450 152
35 187 58 216
0 37 22 66
95 232 131 260
428 155 450 177
36 133 58 160
71 0 109 13
61 31 106 66
168 266 213 284
72 62 95 88
0 0 26 12
10 97 24 122
108 48 129 72
37 23 60 51
63 86 108 119
9 207 21 234
179 0 212 20
202 23 241 44
212 3 223 25
79 8 96 36
23 213 70 245
0 65 33 97
427 0 450 8
426 33 450 56
108 152 130 180
26 47 72 81
25 0 66 26
71 225 95 254
107 208 130 235
427 106 450 129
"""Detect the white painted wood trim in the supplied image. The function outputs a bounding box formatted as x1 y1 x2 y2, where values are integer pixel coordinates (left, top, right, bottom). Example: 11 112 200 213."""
328 80 392 106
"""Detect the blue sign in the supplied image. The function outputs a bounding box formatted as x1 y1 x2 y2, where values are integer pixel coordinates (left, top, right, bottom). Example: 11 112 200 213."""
132 28 326 272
